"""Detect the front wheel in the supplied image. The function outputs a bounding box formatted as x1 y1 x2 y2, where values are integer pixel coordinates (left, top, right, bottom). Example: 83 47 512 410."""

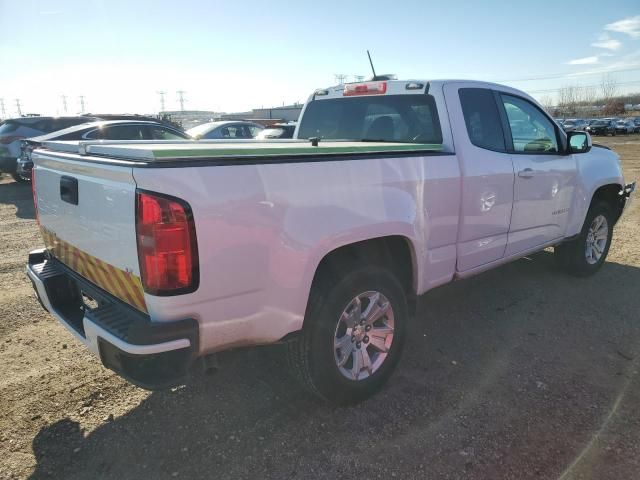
287 265 407 405
554 201 614 276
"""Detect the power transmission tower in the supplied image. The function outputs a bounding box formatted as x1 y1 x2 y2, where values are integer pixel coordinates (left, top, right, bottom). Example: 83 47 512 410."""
176 90 186 111
157 91 166 112
78 95 86 113
15 99 22 116
61 95 68 113
0 98 5 118
334 74 348 85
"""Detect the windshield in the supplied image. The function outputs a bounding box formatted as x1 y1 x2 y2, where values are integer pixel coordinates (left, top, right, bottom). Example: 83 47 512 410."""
594 120 608 125
297 94 443 143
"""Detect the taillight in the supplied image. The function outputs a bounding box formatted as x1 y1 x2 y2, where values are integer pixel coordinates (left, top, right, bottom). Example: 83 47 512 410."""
136 190 199 295
343 81 387 96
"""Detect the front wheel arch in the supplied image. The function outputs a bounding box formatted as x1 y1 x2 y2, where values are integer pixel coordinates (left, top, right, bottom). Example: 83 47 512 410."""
591 183 625 224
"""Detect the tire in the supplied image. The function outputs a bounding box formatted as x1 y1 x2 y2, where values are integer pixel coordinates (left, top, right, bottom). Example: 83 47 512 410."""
287 265 408 405
554 201 614 277
10 172 30 183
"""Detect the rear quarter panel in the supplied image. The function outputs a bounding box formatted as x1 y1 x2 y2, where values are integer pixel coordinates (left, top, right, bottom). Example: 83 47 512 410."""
133 154 460 354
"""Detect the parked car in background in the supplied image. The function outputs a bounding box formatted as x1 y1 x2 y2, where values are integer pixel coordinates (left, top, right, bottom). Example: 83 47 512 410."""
562 119 587 132
186 121 263 139
16 120 190 181
630 117 640 133
0 116 98 181
254 122 297 139
586 119 617 136
615 120 635 135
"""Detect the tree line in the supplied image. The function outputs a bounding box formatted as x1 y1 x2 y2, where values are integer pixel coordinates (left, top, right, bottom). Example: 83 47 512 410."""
539 74 638 118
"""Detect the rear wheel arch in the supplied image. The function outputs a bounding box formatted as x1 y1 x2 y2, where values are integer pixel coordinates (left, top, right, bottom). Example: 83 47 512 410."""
309 235 417 299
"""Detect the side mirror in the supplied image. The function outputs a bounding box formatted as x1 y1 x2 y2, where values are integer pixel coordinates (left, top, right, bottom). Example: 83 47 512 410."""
567 131 592 154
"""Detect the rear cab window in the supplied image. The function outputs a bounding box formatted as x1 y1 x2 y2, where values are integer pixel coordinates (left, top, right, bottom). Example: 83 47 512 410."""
150 127 187 140
297 94 443 144
102 125 151 140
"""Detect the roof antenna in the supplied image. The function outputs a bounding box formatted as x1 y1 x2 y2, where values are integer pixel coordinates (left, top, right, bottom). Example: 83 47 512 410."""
367 50 378 80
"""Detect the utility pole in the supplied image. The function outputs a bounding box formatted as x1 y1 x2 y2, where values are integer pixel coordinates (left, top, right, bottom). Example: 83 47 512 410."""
15 99 22 116
157 91 166 112
334 74 348 85
78 95 86 113
353 75 365 82
0 98 5 118
176 90 186 112
61 95 68 113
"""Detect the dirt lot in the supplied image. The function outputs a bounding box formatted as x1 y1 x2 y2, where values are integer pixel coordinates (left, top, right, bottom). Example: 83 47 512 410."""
1 137 639 480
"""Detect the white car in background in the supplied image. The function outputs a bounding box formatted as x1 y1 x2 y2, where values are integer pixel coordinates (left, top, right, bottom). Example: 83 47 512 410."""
187 120 263 139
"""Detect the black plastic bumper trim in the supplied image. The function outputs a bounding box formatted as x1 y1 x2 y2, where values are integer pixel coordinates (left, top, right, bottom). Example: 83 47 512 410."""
27 250 199 389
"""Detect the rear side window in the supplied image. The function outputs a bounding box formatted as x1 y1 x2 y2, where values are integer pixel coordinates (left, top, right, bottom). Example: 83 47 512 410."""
220 125 251 139
150 126 187 140
459 88 506 151
103 125 150 140
84 128 103 139
247 125 263 137
297 94 442 144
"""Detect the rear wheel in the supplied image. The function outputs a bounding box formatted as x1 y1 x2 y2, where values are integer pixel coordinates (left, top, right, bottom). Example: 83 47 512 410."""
287 265 407 405
555 201 614 276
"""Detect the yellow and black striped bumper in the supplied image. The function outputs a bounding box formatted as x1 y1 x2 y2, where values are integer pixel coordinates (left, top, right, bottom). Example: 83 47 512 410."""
40 227 148 313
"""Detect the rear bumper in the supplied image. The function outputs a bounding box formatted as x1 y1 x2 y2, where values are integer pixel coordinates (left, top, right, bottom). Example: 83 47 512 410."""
26 249 199 389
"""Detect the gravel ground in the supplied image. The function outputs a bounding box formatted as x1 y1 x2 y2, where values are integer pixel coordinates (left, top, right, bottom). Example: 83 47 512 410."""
1 136 639 479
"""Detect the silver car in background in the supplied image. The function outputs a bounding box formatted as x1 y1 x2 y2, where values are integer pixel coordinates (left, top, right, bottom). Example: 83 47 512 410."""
562 119 588 132
186 121 263 139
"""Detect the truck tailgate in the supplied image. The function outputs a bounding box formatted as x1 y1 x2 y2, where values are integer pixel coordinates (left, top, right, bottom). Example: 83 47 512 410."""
33 151 146 312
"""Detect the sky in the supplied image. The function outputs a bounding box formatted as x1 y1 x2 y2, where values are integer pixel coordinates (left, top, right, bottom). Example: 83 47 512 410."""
1 0 640 116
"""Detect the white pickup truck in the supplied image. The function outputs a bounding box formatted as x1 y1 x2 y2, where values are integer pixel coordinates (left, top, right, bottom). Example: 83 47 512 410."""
27 79 635 404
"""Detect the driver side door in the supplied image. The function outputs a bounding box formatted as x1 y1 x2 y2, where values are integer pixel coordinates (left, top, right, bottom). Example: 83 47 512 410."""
500 93 577 256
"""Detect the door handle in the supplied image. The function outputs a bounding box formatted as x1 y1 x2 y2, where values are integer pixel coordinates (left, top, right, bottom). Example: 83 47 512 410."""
518 168 535 179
